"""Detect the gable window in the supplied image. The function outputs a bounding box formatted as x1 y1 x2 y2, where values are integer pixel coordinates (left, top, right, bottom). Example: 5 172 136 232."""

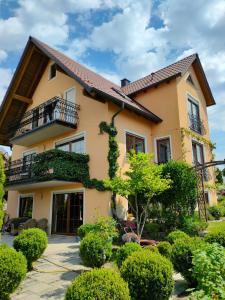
126 132 145 153
49 63 56 80
188 98 202 134
187 74 195 86
56 135 85 154
156 137 171 163
19 195 33 218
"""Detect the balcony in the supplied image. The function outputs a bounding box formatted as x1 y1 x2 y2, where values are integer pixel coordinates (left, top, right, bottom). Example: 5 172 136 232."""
10 97 80 146
5 149 89 191
189 113 205 135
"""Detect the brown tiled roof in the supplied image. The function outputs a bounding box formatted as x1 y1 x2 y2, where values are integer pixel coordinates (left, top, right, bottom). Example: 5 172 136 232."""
121 54 197 95
31 37 161 123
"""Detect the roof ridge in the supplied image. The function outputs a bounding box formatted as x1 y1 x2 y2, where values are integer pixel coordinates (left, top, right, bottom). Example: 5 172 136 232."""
122 53 197 88
30 36 121 89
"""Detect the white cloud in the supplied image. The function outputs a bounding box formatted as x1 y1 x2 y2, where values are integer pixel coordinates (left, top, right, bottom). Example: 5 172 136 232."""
0 68 13 103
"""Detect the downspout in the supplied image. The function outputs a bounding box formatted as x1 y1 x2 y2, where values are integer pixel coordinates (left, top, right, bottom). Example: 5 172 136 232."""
110 102 125 219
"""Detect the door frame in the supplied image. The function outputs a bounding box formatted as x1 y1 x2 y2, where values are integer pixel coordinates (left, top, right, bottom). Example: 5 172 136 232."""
49 188 85 235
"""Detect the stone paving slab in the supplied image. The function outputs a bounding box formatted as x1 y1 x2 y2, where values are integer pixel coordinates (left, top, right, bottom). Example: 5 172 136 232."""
1 234 87 300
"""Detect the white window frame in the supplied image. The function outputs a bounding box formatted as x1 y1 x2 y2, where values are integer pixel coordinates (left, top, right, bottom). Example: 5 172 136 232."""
49 188 85 235
17 193 35 219
48 63 57 81
191 138 206 166
64 87 76 104
55 131 86 154
154 135 173 163
124 130 148 155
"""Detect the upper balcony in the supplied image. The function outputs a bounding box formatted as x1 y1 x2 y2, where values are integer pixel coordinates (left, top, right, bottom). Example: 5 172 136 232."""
4 149 89 191
10 96 80 146
188 113 206 135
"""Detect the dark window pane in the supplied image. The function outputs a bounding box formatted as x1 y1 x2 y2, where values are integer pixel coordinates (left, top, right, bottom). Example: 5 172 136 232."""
157 138 171 163
126 133 145 153
192 141 204 165
19 196 33 218
49 64 56 79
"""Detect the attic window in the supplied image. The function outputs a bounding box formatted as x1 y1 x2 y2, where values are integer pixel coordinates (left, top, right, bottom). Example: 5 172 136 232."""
49 63 57 80
187 74 195 86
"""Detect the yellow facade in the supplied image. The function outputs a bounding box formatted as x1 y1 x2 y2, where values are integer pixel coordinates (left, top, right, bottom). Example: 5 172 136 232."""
6 57 217 234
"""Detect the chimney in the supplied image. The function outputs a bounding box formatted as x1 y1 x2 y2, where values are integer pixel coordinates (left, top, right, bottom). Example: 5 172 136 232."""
121 78 131 87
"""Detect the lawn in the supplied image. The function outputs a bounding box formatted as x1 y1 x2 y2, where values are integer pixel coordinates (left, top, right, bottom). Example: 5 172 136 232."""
207 220 225 233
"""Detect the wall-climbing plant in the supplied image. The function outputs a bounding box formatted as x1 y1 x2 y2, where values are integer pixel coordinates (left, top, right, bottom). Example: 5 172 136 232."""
99 121 119 179
180 128 215 161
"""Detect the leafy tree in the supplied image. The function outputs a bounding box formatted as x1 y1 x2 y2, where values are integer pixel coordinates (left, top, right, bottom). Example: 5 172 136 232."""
222 168 225 178
216 168 223 184
156 160 198 229
104 152 171 237
0 153 5 233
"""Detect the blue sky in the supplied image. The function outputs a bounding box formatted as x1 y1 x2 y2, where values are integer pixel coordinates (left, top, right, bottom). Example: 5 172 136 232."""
0 0 224 160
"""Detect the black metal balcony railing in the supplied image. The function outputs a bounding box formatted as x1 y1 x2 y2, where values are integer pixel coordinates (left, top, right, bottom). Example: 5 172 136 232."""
11 96 80 138
189 113 205 135
5 149 90 186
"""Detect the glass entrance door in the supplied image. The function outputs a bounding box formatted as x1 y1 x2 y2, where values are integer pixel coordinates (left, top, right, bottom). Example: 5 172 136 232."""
51 192 83 234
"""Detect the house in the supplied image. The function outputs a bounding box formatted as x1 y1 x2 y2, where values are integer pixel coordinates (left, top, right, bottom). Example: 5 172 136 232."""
0 36 217 234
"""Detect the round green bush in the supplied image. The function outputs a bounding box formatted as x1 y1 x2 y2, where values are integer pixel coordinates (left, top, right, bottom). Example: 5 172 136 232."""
65 268 130 300
167 230 189 244
204 231 225 247
121 251 174 300
13 228 48 270
80 232 112 267
143 245 159 253
171 237 205 286
116 242 142 267
0 244 27 299
77 224 97 239
157 241 172 259
208 206 222 220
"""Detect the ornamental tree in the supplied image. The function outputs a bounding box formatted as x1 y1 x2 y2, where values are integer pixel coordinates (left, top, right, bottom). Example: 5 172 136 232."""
0 153 5 233
104 152 171 237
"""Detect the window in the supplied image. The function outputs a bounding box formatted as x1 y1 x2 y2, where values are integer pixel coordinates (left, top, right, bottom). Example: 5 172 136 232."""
126 133 145 153
188 98 202 134
22 151 36 173
156 138 171 163
19 196 33 218
188 98 200 120
49 63 56 80
56 136 85 154
192 141 204 165
64 88 75 103
32 108 39 129
187 74 195 86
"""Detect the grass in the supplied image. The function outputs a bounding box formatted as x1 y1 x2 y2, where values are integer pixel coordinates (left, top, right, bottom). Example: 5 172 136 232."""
207 220 225 233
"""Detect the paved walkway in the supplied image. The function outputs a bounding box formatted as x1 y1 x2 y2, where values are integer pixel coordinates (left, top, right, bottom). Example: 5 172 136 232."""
1 234 89 300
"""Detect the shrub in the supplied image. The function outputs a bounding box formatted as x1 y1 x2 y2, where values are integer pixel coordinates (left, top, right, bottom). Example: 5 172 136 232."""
121 251 174 300
204 231 225 247
0 244 27 299
77 224 96 239
157 241 172 259
65 268 130 300
167 230 189 244
143 245 159 253
80 232 112 267
144 222 160 238
191 243 225 299
13 228 48 270
116 242 142 268
208 206 222 220
171 237 205 286
181 215 208 236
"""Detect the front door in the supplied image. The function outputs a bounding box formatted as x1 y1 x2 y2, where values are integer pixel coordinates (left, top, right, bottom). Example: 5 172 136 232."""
51 192 83 234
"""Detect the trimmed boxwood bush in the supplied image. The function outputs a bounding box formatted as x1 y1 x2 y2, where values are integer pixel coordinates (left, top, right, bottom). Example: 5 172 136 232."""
167 230 189 244
65 268 130 300
171 237 205 286
143 245 159 253
204 231 225 247
157 241 172 259
116 242 142 267
13 228 48 270
121 251 174 300
0 244 27 299
77 224 96 239
80 232 112 267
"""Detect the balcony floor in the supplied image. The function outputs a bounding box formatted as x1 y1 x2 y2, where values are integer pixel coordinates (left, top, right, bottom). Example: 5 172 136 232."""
5 179 75 191
10 120 76 146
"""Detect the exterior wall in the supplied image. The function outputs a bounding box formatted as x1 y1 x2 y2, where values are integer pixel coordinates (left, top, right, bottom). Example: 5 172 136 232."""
133 80 183 161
